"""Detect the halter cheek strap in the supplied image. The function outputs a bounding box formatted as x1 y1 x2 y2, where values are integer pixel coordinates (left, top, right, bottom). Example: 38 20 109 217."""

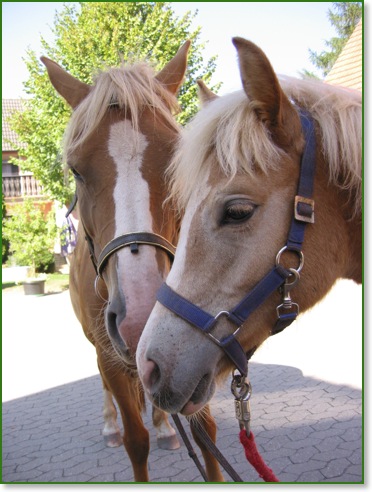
156 109 316 377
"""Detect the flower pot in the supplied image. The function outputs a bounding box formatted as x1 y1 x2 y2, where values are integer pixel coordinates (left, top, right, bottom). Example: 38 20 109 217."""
23 278 46 296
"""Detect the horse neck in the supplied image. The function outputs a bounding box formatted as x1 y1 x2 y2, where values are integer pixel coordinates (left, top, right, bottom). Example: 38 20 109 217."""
344 206 362 283
316 154 362 285
335 175 362 284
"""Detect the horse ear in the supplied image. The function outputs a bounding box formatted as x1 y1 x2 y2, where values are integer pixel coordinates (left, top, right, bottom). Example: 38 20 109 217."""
41 56 90 109
155 40 191 95
232 37 292 128
197 80 218 105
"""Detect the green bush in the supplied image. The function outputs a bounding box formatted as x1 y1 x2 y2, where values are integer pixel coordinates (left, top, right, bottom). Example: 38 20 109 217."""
2 199 57 275
2 194 9 262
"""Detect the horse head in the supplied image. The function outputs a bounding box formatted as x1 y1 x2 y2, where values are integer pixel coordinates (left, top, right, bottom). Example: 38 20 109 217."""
43 42 190 364
137 37 362 415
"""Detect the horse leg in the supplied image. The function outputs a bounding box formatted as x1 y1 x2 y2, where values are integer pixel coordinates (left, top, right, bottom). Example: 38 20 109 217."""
97 351 150 482
118 386 150 482
190 404 225 482
101 386 122 447
152 406 180 450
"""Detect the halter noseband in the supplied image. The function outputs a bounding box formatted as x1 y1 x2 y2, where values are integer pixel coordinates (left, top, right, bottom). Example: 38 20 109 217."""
156 110 316 377
89 231 176 278
65 199 176 279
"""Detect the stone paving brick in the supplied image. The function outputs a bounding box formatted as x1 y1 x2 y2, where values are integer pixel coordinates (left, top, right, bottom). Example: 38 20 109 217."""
261 434 292 452
310 427 345 440
341 426 362 442
2 360 362 483
315 435 345 452
312 448 351 463
287 436 322 456
284 458 326 475
322 457 353 479
289 445 319 464
2 469 45 482
39 437 74 451
339 439 363 453
62 459 99 477
297 470 326 482
348 448 362 465
346 464 364 477
333 474 363 483
34 470 65 482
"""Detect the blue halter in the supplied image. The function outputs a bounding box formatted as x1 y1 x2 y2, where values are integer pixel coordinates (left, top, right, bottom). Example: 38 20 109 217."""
157 110 316 377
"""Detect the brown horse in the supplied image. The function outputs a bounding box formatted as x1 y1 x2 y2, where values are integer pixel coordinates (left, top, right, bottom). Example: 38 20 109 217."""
42 44 224 482
137 38 362 417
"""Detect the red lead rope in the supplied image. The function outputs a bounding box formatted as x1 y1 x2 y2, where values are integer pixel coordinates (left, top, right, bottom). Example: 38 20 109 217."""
239 429 280 482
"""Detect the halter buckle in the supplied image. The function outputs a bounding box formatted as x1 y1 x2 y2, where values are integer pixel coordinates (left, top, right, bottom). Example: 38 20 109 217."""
294 195 315 223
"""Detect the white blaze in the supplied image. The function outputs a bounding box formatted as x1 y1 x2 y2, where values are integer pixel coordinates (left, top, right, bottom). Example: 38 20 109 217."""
108 120 159 300
108 120 150 233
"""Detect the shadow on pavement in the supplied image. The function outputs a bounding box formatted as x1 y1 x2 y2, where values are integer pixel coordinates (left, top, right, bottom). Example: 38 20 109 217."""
2 362 362 483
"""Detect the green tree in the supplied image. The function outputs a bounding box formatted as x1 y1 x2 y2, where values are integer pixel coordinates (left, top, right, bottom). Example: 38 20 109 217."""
305 2 362 79
3 199 57 274
2 194 9 262
10 2 220 204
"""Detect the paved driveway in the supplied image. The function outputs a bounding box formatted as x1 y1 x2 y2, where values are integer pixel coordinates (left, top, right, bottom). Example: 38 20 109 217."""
2 279 362 483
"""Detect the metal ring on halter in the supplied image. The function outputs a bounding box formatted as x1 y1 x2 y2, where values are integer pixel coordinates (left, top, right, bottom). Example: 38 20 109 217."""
207 311 242 346
231 369 251 396
231 376 251 401
231 370 252 435
94 275 107 302
276 245 304 274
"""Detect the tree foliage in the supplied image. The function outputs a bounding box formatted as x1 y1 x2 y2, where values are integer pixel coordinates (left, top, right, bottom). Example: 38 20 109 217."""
305 2 362 78
2 199 56 273
10 2 220 204
2 194 9 260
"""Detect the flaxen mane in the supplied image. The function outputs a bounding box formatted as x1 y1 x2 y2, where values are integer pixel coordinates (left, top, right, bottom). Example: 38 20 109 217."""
168 77 361 215
63 62 180 162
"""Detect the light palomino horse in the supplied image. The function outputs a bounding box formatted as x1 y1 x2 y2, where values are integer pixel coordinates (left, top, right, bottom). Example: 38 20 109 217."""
137 37 362 419
42 43 223 482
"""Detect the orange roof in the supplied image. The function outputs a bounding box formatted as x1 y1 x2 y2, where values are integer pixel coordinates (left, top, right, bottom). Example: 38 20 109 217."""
325 19 362 91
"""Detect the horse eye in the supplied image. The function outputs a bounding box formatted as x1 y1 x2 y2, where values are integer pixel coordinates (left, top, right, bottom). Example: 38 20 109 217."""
70 167 83 181
223 201 257 224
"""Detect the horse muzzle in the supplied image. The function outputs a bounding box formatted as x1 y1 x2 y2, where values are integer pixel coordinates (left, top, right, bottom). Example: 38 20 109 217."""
137 307 221 414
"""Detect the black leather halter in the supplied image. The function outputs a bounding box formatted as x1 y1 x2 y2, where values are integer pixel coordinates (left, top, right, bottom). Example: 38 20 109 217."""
65 197 176 278
156 110 316 377
91 231 175 278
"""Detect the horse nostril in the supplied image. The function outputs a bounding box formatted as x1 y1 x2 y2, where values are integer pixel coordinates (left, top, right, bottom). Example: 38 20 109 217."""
142 359 161 393
106 308 120 342
106 309 116 334
105 305 131 359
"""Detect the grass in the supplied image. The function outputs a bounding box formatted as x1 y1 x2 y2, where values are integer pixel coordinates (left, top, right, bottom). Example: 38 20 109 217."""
2 272 69 294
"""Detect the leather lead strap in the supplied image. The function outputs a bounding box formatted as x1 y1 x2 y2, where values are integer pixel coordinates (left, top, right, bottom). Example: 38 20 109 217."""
189 418 244 482
171 415 208 481
172 414 245 482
